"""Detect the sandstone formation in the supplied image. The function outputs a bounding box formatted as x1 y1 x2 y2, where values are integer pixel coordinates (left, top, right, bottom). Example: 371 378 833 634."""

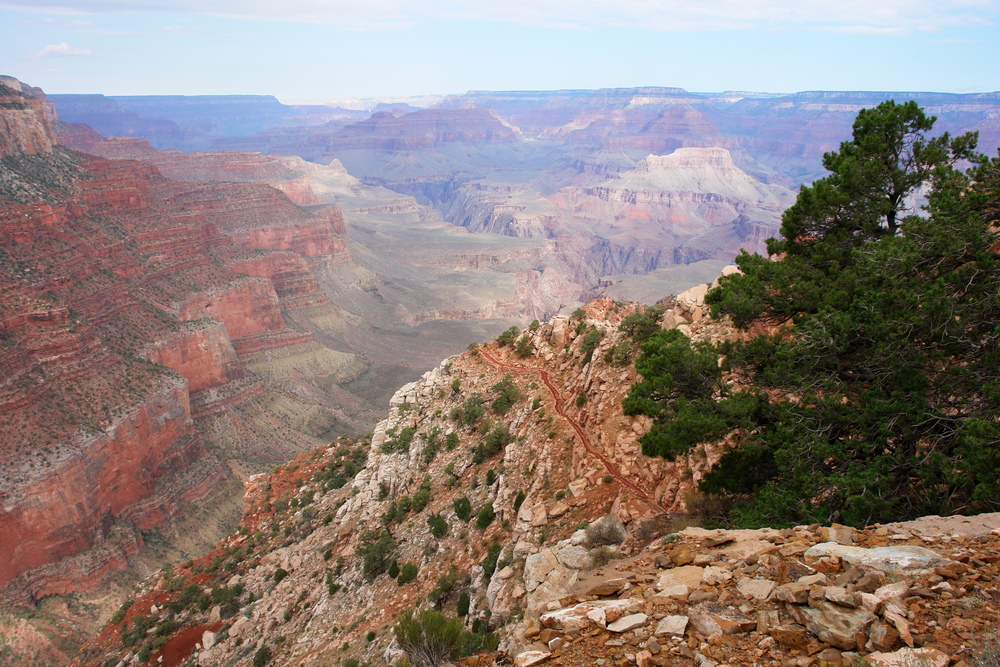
66 291 1000 667
0 82 365 612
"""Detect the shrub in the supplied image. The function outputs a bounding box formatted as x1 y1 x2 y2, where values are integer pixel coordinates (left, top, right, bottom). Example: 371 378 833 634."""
456 591 470 617
366 630 376 642
445 432 459 450
514 334 532 358
490 375 521 415
472 425 514 464
485 469 496 486
529 319 541 331
412 487 432 513
428 567 465 606
451 378 461 393
453 394 485 428
273 568 289 584
575 392 586 407
358 529 397 580
618 306 666 343
428 513 449 539
585 515 627 546
512 491 526 513
388 560 400 579
252 646 271 666
382 427 417 454
589 545 618 568
394 609 466 667
496 326 519 347
476 503 495 530
969 632 1000 667
397 562 419 586
579 326 603 365
603 341 631 367
453 497 472 522
111 598 133 625
481 542 502 579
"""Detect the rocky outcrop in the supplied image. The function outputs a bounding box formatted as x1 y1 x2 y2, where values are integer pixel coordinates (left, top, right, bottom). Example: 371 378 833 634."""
0 80 56 158
66 292 1000 667
143 321 244 393
0 377 215 603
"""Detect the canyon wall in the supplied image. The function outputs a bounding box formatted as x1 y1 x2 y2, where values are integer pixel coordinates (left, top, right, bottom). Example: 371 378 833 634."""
0 82 362 606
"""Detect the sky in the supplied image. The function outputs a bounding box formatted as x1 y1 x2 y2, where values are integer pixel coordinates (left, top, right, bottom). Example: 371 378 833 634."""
1 0 999 103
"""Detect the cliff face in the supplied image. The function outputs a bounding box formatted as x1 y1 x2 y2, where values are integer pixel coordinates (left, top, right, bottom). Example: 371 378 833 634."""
68 290 1000 667
0 81 363 609
0 82 57 158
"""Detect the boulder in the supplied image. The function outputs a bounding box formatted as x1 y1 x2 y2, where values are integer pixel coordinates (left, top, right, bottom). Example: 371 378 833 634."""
585 578 628 596
514 650 552 667
787 600 876 650
654 615 689 637
689 603 756 635
657 565 704 590
774 581 811 605
557 545 591 570
540 600 633 632
865 647 950 667
736 578 776 600
608 613 648 633
524 552 558 592
804 543 953 574
702 566 732 585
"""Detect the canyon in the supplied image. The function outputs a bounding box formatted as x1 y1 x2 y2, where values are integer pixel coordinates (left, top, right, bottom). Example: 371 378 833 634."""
4 77 1000 665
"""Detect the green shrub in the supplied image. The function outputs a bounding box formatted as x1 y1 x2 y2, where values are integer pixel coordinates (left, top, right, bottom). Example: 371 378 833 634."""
397 562 419 586
427 566 465 606
579 326 603 365
472 425 514 464
575 392 586 407
453 497 472 522
496 326 519 347
490 375 521 415
476 503 495 530
252 646 271 666
603 341 632 367
388 560 400 579
273 568 289 584
481 542 502 579
367 630 376 642
382 427 417 454
514 334 532 358
428 513 449 538
618 306 666 343
512 491 526 513
394 609 466 667
445 432 459 450
457 591 470 617
111 598 133 625
453 394 485 428
358 529 397 580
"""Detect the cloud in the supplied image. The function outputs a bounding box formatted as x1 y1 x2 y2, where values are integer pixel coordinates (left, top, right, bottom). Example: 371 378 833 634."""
30 42 94 57
29 17 96 26
5 0 998 33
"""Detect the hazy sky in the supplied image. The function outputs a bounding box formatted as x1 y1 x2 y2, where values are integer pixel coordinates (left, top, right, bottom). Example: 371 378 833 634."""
2 0 998 102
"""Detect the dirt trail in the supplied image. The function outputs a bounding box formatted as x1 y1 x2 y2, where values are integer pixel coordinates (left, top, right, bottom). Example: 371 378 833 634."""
479 348 663 511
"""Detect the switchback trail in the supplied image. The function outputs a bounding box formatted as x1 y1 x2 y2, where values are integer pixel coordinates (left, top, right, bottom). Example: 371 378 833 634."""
478 348 663 512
